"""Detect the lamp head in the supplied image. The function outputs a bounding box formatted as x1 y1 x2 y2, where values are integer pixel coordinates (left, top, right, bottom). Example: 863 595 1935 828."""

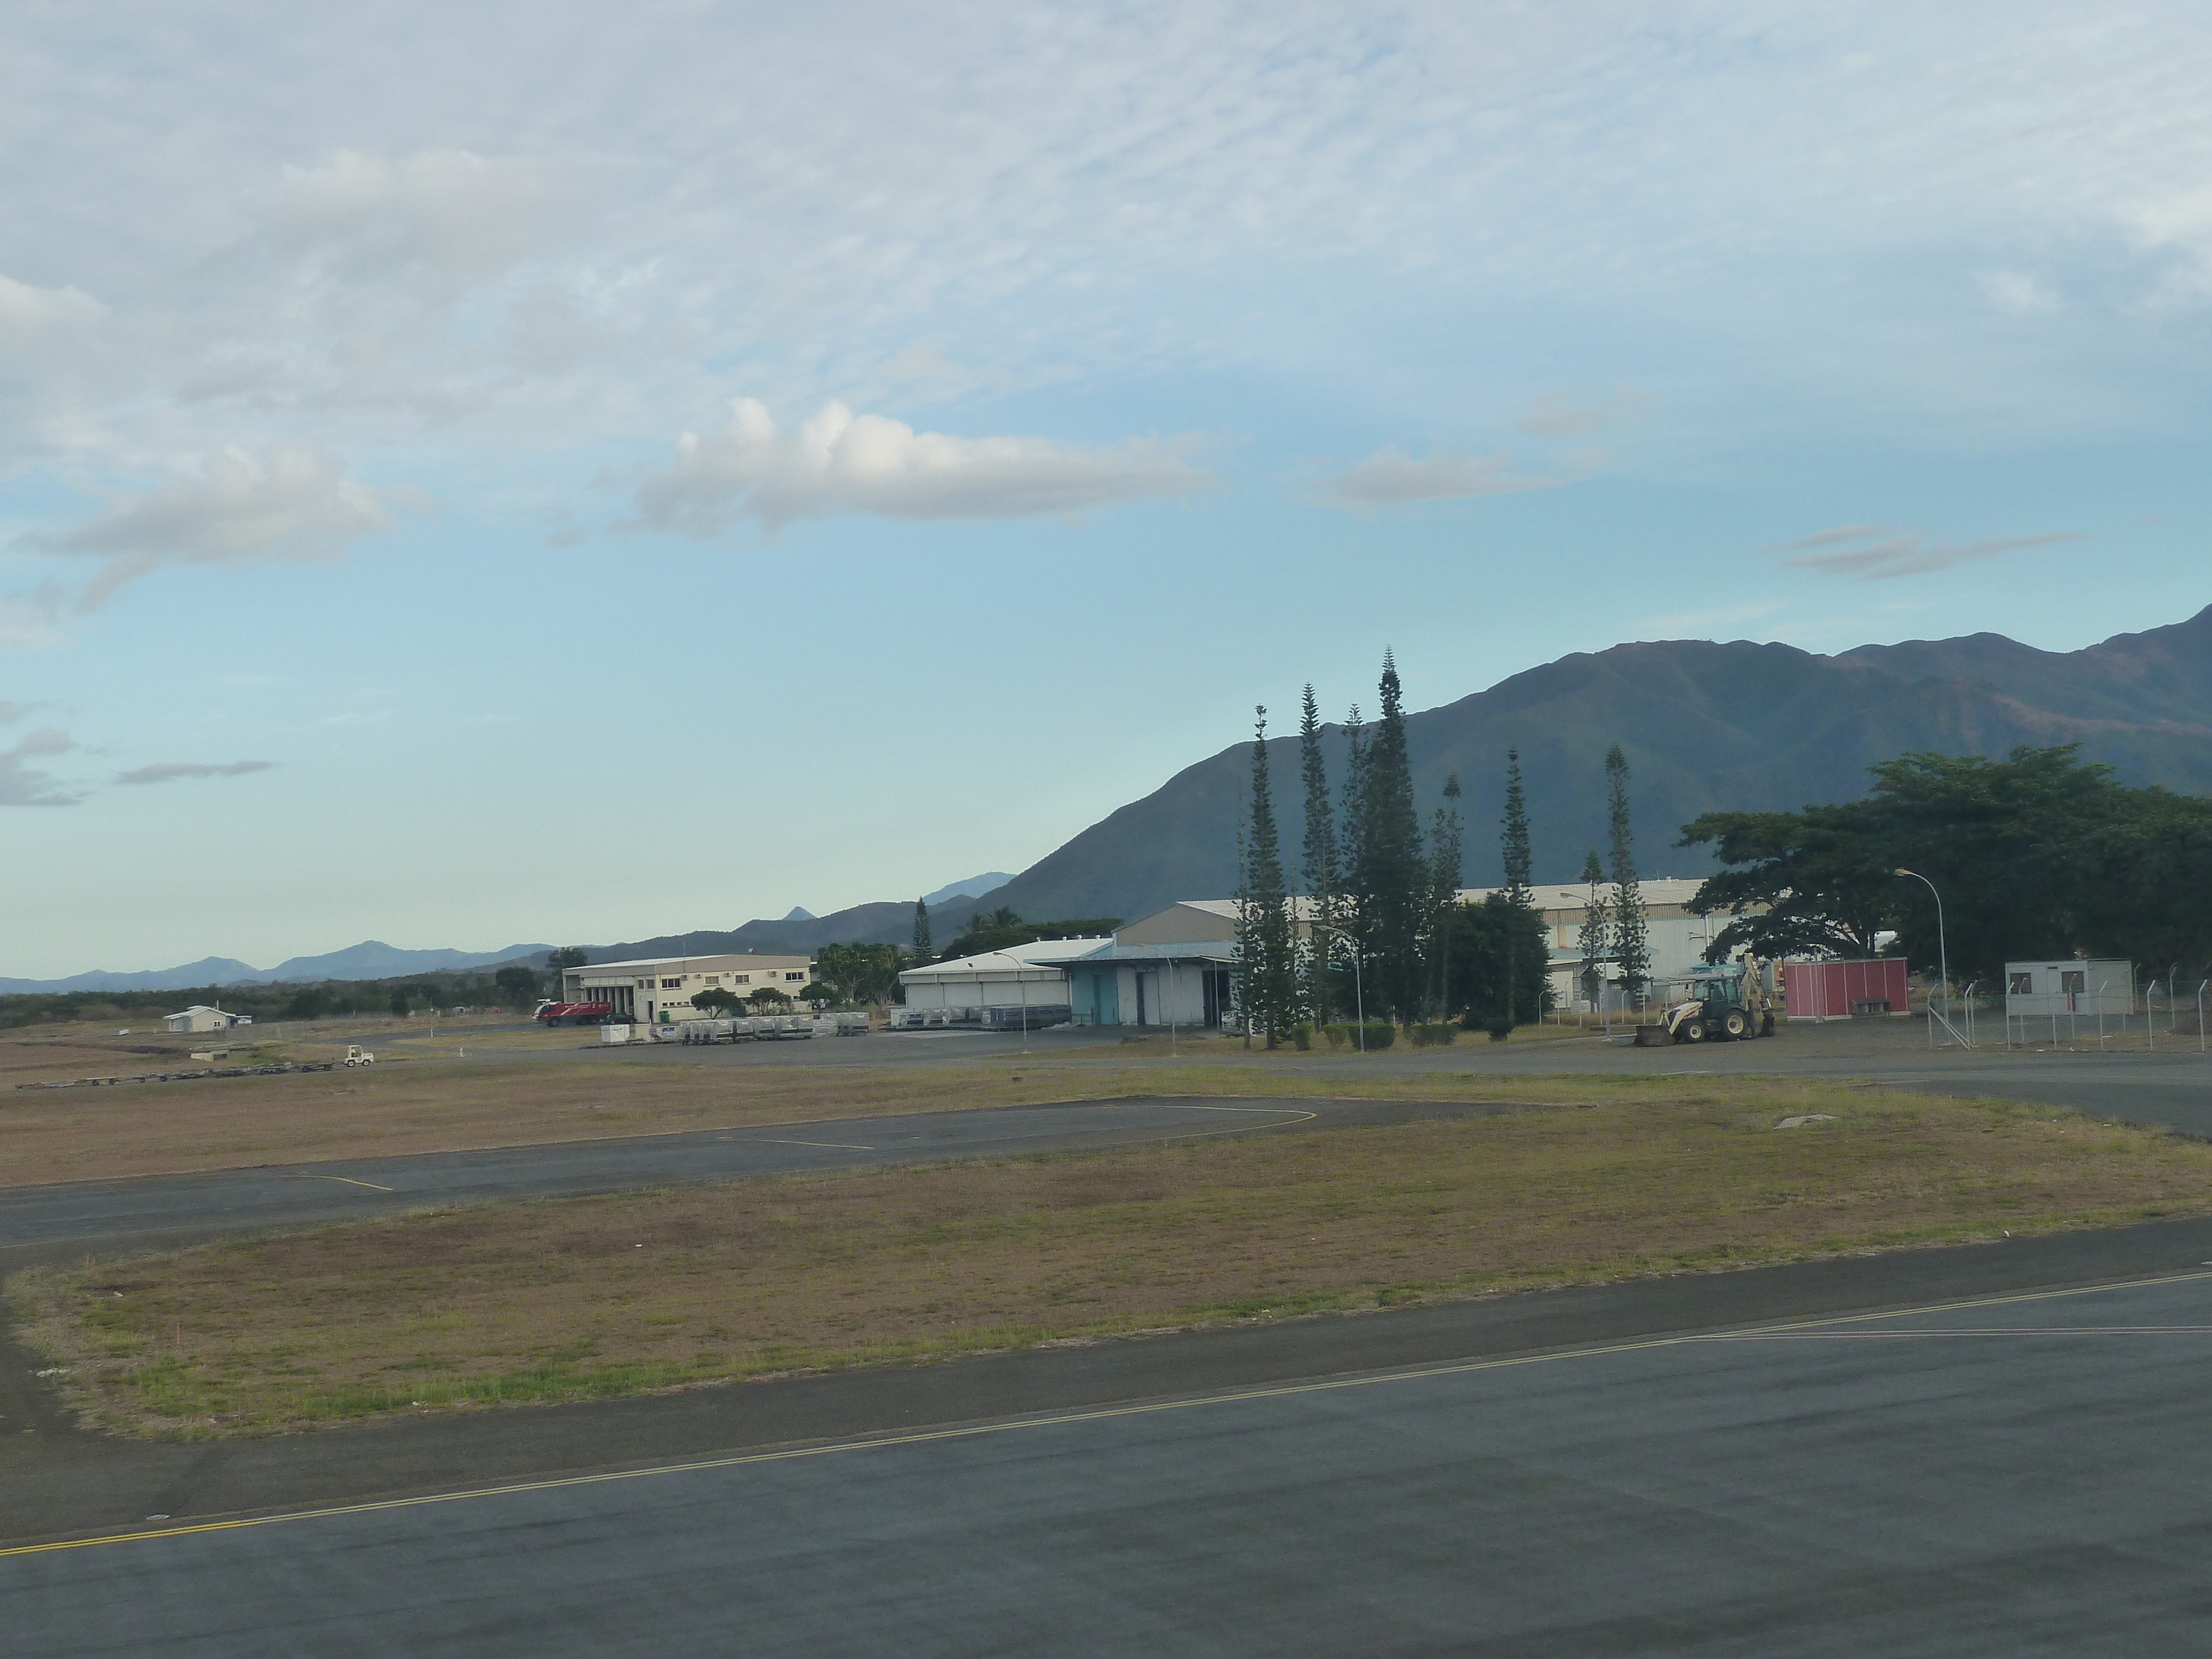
1893 868 1916 878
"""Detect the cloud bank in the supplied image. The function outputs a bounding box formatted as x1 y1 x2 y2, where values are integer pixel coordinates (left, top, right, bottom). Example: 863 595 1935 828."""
20 446 426 606
1778 525 2084 580
114 760 276 786
0 728 77 807
636 399 1209 534
1323 448 1561 508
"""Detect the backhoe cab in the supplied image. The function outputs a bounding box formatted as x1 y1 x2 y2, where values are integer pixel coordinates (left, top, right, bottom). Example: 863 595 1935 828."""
1634 958 1775 1046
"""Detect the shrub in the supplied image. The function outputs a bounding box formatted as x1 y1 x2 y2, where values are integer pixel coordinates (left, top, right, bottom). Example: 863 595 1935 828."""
1291 1021 1313 1051
1408 1022 1458 1048
1324 1020 1396 1051
1485 1015 1515 1042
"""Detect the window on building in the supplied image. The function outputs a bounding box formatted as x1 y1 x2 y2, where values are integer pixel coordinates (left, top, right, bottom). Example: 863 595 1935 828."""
2008 972 2034 995
2060 970 2086 994
734 974 750 984
661 978 682 989
785 971 805 982
636 978 651 989
705 975 721 985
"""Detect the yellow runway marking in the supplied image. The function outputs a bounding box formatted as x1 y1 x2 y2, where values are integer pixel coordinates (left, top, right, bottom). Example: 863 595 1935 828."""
6 1267 2205 1562
727 1138 877 1151
302 1175 394 1192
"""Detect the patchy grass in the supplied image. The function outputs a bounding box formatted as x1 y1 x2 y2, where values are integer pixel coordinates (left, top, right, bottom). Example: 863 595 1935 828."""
0 1037 1863 1187
14 1083 2212 1437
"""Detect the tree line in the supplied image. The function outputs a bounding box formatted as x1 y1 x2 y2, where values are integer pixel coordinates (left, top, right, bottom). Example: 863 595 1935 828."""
1234 652 1653 1044
1683 744 2212 985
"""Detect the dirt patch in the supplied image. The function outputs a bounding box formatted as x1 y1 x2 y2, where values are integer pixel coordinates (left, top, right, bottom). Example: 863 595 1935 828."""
16 1084 2211 1437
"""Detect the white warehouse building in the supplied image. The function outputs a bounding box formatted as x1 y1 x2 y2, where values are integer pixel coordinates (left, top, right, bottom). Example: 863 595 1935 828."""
896 936 1113 1027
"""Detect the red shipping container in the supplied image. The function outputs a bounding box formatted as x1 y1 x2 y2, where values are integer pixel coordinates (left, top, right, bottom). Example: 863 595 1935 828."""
1783 958 1910 1020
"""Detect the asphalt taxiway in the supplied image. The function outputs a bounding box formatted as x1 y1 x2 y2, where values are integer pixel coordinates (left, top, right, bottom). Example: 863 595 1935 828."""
9 1242 2212 1656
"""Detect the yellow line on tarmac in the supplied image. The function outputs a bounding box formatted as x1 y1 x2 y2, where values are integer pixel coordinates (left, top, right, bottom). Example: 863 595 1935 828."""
305 1175 393 1192
5 1267 2205 1563
728 1139 877 1151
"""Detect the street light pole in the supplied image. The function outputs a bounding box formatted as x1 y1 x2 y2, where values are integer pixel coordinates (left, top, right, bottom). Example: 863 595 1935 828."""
1312 925 1365 1053
1894 869 1954 1046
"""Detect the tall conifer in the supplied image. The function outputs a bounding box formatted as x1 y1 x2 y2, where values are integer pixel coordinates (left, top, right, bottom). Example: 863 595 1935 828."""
1237 707 1298 1046
1500 748 1535 1024
1577 847 1610 1011
1426 771 1463 1018
1353 651 1426 1021
911 899 933 967
1297 684 1338 1020
1605 743 1650 1002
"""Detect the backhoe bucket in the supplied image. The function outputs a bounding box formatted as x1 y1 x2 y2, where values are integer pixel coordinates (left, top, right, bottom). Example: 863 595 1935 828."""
1632 1024 1674 1046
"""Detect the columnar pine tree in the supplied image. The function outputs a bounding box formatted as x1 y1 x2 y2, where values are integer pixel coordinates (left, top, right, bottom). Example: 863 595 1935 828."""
911 900 933 968
1577 847 1610 1011
1297 684 1339 1020
1605 743 1650 1003
1237 707 1299 1046
1337 702 1370 1011
1500 748 1536 1024
1425 772 1463 1018
1350 652 1426 1022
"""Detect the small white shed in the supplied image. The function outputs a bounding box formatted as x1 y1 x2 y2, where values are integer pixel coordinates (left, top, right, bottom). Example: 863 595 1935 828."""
2004 959 2133 1019
163 1005 239 1034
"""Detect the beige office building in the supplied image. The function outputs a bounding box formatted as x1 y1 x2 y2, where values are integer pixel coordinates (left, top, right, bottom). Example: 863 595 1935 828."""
560 953 815 1024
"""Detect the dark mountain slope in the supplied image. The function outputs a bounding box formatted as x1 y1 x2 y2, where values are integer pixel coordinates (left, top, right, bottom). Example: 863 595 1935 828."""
981 607 2212 926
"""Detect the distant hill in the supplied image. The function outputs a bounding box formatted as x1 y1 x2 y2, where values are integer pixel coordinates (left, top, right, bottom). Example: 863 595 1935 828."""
922 872 1013 906
570 893 994 966
0 956 265 995
0 939 554 996
975 606 2212 926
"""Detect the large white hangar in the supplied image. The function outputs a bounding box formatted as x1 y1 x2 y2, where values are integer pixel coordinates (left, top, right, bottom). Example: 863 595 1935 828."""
896 936 1109 1027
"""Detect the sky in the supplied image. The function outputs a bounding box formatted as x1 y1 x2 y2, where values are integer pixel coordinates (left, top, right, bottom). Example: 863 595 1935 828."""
2 2 2209 977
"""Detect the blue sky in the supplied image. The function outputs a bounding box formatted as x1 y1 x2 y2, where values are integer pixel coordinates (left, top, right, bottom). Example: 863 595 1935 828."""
2 2 2209 976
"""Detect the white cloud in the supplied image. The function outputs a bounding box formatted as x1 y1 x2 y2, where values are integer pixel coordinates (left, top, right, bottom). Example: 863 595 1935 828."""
2121 184 2212 304
1777 525 2084 580
1515 389 1647 439
1978 270 2059 315
19 446 427 606
635 398 1209 534
114 759 275 786
0 273 105 344
0 727 77 807
0 595 64 651
264 149 552 281
1322 447 1561 508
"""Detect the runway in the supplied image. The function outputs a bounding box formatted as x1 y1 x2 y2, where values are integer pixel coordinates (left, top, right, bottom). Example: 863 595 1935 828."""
10 1265 2211 1655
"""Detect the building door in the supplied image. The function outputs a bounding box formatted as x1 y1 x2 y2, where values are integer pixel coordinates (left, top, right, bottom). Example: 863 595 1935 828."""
1088 971 1120 1026
1202 969 1226 1026
1134 972 1149 1026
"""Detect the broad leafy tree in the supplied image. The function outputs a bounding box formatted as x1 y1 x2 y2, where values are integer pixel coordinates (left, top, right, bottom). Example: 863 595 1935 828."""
1447 893 1552 1033
1681 744 2212 981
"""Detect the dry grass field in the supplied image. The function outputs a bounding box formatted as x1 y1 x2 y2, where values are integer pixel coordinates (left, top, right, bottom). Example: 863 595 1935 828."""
0 1016 1640 1188
17 1083 2212 1437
